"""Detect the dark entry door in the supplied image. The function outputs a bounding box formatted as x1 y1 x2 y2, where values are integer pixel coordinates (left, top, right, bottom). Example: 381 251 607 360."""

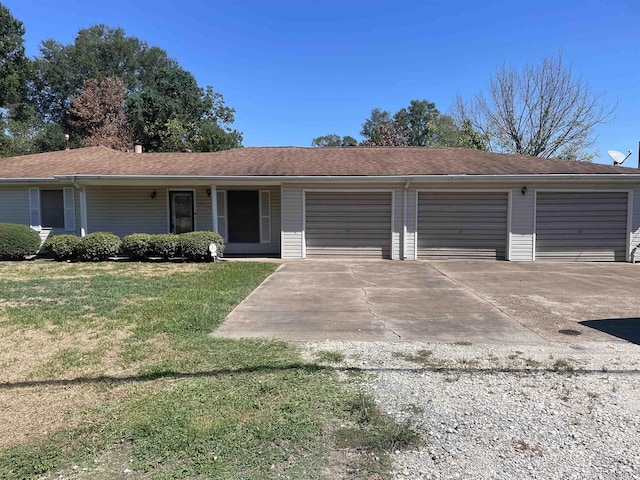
170 191 194 234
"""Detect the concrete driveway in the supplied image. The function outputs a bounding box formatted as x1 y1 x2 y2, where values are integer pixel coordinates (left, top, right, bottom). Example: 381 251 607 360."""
430 261 640 343
216 260 630 344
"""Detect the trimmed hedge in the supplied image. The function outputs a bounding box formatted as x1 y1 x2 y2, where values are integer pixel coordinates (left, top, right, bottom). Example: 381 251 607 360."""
148 234 180 260
179 231 225 261
0 229 226 262
43 234 81 260
76 232 122 262
122 233 153 260
0 223 41 260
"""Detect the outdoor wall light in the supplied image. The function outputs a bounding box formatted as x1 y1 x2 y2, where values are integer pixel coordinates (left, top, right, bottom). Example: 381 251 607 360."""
150 190 157 199
521 186 528 196
206 188 211 197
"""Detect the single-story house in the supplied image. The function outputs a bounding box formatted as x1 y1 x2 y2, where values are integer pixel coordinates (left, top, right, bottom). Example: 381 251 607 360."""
0 145 639 262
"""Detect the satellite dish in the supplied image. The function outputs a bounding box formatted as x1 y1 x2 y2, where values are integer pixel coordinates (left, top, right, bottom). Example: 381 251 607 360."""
607 149 632 166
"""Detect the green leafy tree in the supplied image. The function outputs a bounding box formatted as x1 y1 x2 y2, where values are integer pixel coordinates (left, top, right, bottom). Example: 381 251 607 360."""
311 134 358 147
358 100 485 149
360 108 395 144
29 24 241 152
0 3 28 114
393 99 441 146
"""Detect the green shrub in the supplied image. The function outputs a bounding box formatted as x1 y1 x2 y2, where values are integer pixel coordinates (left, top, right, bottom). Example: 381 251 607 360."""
42 234 81 260
76 232 121 261
179 231 225 262
0 223 41 260
148 234 180 259
122 233 153 260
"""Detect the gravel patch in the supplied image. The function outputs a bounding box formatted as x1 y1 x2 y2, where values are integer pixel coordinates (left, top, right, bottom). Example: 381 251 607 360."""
300 341 640 480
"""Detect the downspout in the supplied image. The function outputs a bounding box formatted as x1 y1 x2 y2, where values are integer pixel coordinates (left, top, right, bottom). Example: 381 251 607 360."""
402 179 411 260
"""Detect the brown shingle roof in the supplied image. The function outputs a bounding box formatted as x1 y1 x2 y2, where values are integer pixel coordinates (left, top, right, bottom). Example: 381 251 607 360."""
0 146 637 179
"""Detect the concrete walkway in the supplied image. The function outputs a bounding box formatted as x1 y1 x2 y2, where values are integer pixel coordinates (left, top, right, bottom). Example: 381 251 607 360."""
212 261 546 343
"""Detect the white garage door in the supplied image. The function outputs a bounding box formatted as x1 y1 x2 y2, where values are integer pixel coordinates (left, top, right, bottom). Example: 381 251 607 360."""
535 192 628 261
305 192 392 258
418 192 508 259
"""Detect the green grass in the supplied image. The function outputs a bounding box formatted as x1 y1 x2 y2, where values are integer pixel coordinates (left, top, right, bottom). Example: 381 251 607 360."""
552 357 576 374
34 346 105 377
314 350 345 363
0 261 418 479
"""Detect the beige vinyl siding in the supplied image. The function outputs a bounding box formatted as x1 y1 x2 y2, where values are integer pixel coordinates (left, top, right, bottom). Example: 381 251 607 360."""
220 186 281 256
510 189 535 261
195 187 213 231
535 192 628 262
0 186 29 225
86 186 170 237
417 191 508 259
404 188 417 260
281 186 304 258
632 189 640 259
305 191 392 258
392 188 402 260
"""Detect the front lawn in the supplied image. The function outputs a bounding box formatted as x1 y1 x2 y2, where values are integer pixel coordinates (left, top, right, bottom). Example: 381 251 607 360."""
0 261 417 479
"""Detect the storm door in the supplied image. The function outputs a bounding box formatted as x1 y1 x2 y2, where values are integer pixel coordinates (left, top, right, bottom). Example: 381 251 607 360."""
169 191 195 234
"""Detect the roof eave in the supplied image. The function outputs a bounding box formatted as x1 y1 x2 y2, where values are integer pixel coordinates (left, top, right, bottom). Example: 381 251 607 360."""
0 177 59 183
52 173 640 183
1 173 639 185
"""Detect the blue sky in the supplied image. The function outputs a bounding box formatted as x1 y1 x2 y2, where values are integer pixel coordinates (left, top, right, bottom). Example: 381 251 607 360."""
4 0 639 166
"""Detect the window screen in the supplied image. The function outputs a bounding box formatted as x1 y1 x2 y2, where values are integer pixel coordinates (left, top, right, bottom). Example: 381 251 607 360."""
40 190 64 228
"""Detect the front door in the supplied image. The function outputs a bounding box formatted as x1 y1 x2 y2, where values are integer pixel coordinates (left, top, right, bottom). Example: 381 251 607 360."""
170 191 194 234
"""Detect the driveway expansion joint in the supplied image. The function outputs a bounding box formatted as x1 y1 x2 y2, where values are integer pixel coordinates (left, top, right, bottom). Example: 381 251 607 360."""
429 263 548 343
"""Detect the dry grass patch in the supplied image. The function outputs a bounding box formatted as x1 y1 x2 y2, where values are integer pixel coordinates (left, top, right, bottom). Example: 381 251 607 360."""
0 326 132 383
0 382 139 449
0 324 181 450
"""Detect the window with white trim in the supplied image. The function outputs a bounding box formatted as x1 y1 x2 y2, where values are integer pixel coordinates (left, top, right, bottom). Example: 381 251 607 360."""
223 190 272 244
29 187 76 231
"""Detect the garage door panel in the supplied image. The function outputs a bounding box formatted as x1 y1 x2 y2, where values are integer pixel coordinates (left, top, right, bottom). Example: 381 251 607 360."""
418 192 508 260
422 219 508 227
535 192 628 262
306 204 390 211
537 229 627 236
305 192 392 258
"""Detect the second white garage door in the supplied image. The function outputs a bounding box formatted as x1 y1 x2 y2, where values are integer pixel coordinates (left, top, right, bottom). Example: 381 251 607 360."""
305 192 392 258
417 192 509 259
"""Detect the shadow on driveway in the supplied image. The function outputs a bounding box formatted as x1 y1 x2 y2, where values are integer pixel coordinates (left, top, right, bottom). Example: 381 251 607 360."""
580 318 640 345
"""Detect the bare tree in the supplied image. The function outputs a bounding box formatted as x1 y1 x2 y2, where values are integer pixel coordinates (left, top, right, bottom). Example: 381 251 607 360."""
454 53 615 160
69 77 133 151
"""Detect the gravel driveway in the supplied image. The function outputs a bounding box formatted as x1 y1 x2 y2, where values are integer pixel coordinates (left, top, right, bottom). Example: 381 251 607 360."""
301 341 640 480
